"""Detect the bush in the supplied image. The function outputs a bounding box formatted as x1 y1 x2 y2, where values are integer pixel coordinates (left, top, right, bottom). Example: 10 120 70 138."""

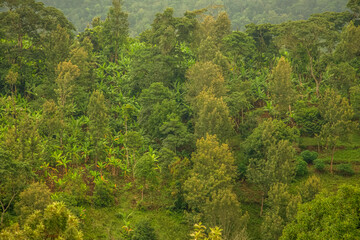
300 150 318 164
132 220 157 240
93 180 114 207
314 159 325 172
335 164 354 176
293 102 324 136
295 158 308 177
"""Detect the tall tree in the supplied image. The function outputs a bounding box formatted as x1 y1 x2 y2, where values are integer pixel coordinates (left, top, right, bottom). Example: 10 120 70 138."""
55 60 80 118
277 16 339 97
184 135 248 239
268 57 296 115
261 183 301 240
185 61 227 106
247 140 297 216
102 0 129 62
318 88 355 173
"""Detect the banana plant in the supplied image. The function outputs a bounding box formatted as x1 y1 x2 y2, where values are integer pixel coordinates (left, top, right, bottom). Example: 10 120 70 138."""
54 177 67 190
97 161 108 176
53 149 71 174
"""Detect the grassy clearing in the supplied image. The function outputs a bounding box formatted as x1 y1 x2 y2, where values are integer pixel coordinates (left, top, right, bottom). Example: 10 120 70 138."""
299 133 360 164
81 181 190 240
291 165 360 193
299 133 360 149
83 206 189 240
319 148 360 164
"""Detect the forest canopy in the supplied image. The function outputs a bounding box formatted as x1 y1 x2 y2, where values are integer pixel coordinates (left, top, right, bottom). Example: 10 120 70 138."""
0 0 360 239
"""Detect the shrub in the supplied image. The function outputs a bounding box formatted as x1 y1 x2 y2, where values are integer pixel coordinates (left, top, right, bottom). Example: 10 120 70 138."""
300 150 318 164
93 180 114 207
335 164 354 176
15 182 52 223
295 158 308 177
314 159 325 172
293 102 324 136
132 220 157 240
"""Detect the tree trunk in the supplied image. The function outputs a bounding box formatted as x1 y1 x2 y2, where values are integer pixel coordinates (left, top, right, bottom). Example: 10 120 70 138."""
307 51 320 98
241 108 244 124
330 145 336 174
260 194 264 216
0 193 16 227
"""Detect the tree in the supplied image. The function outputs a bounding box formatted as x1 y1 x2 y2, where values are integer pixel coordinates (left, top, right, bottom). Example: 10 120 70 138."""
277 16 339 97
299 175 321 202
318 88 355 173
261 183 301 240
55 60 80 118
244 118 299 161
247 140 297 216
15 182 52 224
88 90 109 164
347 0 360 18
0 150 32 227
223 31 257 71
0 0 74 96
70 42 95 115
0 201 83 239
185 62 227 106
194 90 233 142
268 57 296 115
134 152 157 200
225 80 253 130
281 184 360 240
184 135 248 239
334 21 360 61
327 62 357 97
39 100 64 139
138 82 178 141
350 85 360 119
159 113 194 153
102 0 129 62
44 24 71 71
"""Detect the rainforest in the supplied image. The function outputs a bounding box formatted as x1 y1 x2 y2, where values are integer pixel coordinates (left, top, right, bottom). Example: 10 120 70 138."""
0 0 360 239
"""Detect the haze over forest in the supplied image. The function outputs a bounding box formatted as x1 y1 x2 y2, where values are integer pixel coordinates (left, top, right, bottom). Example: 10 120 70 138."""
42 0 349 34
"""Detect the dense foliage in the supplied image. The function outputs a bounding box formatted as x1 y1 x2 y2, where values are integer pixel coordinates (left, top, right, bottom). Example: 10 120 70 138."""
0 0 360 239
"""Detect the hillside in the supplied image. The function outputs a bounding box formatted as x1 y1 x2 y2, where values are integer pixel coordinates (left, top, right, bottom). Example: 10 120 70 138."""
41 0 348 35
0 0 360 239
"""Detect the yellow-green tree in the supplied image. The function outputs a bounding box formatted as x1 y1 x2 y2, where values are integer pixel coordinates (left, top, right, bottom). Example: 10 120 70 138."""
55 60 80 117
194 90 233 142
318 88 356 173
184 135 248 239
268 57 296 115
261 183 301 240
0 202 83 240
185 61 227 106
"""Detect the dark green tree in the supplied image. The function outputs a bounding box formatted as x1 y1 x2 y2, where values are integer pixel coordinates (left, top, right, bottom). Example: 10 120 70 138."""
102 0 129 62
